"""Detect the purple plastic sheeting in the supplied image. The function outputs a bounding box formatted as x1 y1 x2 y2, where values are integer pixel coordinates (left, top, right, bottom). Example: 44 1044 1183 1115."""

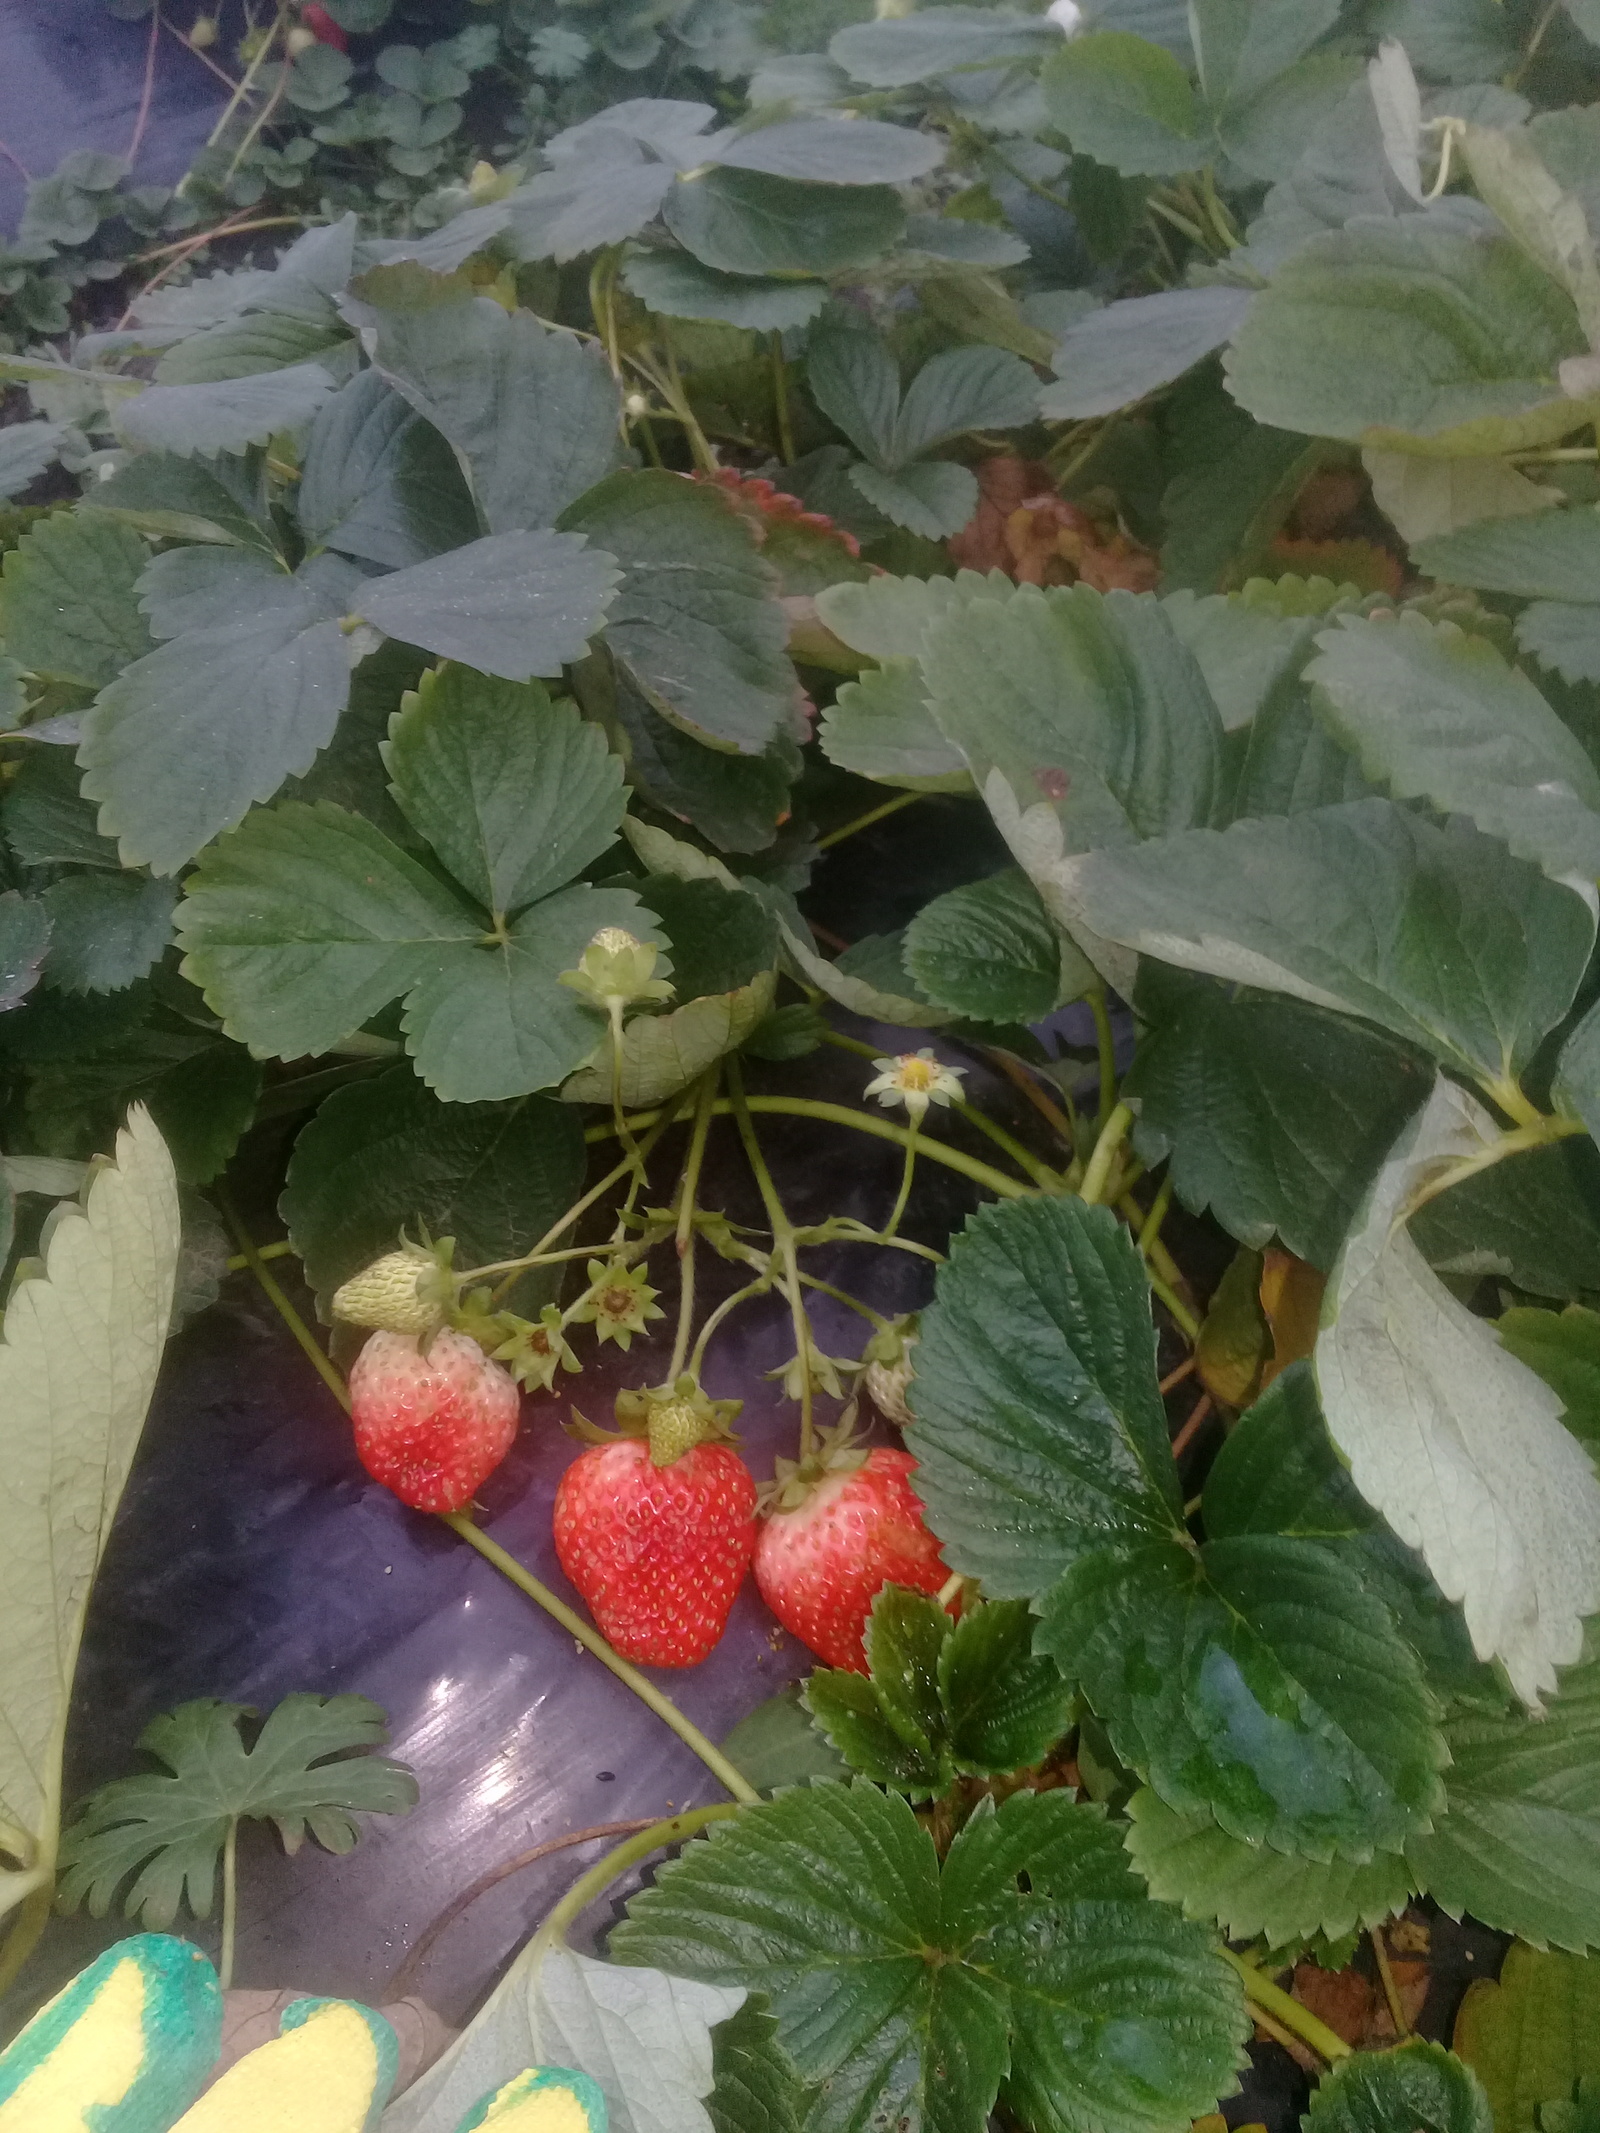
0 0 231 231
20 1037 998 2036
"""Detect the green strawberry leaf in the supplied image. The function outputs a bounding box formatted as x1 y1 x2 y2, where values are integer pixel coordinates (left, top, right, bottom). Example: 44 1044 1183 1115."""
57 1693 417 1928
663 170 905 278
1412 1142 1600 1304
1453 1943 1600 2133
1058 798 1595 1088
1224 214 1592 457
613 1783 1248 2133
0 891 53 1013
0 510 151 688
706 1998 812 2133
1306 2042 1492 2133
1124 1787 1416 1946
297 369 479 569
351 278 623 534
39 873 177 996
805 1589 1072 1799
621 254 828 333
1305 611 1600 883
280 1063 586 1318
829 9 1061 89
1124 964 1432 1269
905 869 1093 1025
819 664 972 795
0 1108 179 1984
354 529 622 682
560 471 793 758
908 1196 1181 1599
1407 1641 1600 1953
722 1687 850 1796
1498 1305 1600 1458
921 583 1224 862
1041 30 1205 178
1037 1527 1447 1858
382 668 626 916
116 362 339 458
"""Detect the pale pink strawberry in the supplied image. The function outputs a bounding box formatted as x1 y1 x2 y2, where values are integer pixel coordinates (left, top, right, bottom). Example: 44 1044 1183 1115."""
349 1329 520 1513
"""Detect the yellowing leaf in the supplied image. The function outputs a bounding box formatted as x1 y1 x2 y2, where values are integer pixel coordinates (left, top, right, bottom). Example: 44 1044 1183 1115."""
0 1105 180 1987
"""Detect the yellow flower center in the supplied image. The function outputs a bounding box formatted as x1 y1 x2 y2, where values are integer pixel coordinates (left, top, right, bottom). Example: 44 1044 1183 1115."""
897 1056 939 1092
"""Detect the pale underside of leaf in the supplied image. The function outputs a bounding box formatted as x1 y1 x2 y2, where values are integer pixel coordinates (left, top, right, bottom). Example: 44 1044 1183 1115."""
0 1109 179 1940
1316 1077 1600 1707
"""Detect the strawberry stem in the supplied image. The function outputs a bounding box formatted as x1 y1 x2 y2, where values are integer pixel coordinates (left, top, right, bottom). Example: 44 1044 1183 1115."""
220 1191 351 1414
1218 1949 1352 2065
726 1061 818 1462
591 1097 1034 1201
442 1515 762 1806
669 1070 719 1382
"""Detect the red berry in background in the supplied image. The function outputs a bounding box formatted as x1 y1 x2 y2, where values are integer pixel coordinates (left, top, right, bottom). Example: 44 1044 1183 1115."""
301 4 349 49
555 1437 758 1668
755 1445 948 1671
349 1328 520 1514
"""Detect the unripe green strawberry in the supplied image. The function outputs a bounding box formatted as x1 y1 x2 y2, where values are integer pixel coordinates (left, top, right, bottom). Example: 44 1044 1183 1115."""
332 1246 441 1336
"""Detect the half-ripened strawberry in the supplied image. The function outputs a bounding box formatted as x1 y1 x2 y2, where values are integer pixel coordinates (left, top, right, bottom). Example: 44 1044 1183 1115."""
349 1328 520 1514
754 1443 947 1671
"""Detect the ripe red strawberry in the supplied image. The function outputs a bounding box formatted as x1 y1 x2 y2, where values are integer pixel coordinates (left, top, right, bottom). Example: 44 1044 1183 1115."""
555 1431 758 1668
301 3 349 48
755 1445 947 1671
349 1328 520 1513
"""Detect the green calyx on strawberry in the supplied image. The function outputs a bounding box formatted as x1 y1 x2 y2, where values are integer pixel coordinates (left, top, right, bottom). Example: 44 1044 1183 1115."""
348 1327 521 1514
755 1420 949 1672
570 1373 743 1467
555 1373 757 1667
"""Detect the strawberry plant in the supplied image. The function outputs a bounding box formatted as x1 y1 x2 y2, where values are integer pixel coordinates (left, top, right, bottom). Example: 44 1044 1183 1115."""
8 4 1600 2129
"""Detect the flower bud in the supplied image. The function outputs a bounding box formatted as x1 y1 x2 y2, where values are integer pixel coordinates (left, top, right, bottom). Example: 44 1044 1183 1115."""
285 22 318 55
558 927 674 1012
188 14 218 48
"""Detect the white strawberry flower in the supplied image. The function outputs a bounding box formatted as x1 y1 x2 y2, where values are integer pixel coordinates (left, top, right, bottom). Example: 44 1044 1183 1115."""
863 1047 966 1126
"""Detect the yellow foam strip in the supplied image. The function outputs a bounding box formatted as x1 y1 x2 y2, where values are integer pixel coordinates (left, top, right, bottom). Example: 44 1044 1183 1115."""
0 1953 147 2133
171 1998 395 2133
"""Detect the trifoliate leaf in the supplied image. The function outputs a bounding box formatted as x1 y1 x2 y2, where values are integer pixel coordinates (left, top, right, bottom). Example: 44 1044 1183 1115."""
1041 30 1205 177
1316 1077 1600 1708
808 328 1038 477
1057 798 1595 1088
1453 1943 1600 2133
1306 612 1600 883
281 1064 585 1319
384 1940 742 2133
153 302 353 386
560 471 792 756
614 1784 1248 2133
1126 965 1431 1268
1190 0 1342 107
907 1195 1180 1598
1408 1645 1600 1953
116 362 338 457
355 529 622 681
904 869 1090 1024
57 1693 416 1927
1305 2041 1492 2133
353 284 622 533
0 510 151 687
0 1109 179 1972
1124 1788 1416 1946
382 668 625 915
505 99 718 262
829 8 1061 89
664 171 905 278
1041 288 1253 420
1224 214 1593 457
40 873 178 995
